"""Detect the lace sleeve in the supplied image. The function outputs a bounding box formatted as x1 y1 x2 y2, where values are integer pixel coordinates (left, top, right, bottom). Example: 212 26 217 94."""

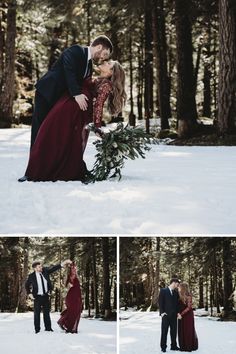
181 295 193 316
93 82 112 128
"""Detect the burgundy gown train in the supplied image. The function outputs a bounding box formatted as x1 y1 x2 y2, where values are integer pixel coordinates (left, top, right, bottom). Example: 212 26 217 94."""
178 295 198 352
57 265 83 333
25 78 112 181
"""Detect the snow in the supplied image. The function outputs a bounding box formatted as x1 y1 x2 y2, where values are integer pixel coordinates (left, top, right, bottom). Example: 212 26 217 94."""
119 310 236 354
1 127 236 234
0 312 116 354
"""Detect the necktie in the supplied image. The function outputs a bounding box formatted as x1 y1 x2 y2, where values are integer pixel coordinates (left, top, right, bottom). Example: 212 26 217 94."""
40 273 46 295
86 59 92 77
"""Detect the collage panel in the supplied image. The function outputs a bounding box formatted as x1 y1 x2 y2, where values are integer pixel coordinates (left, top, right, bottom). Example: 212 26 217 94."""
119 236 236 354
0 236 117 354
0 0 236 354
1 1 236 236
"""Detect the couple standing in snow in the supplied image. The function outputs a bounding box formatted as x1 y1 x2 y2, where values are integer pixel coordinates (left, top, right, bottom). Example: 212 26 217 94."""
25 260 82 334
18 35 126 183
159 278 198 352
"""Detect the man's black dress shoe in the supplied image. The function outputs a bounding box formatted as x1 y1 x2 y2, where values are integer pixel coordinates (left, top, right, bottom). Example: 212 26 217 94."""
35 330 40 334
45 328 53 332
161 350 166 353
171 347 180 351
18 175 28 182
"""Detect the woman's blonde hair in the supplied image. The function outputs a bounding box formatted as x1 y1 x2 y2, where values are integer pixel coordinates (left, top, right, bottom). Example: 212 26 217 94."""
179 282 190 304
108 61 127 115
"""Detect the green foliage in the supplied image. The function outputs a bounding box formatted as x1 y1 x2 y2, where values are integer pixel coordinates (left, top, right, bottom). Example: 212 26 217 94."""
120 237 236 313
88 123 158 181
0 237 117 314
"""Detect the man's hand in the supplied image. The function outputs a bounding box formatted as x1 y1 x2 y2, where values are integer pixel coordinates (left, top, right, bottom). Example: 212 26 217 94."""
29 294 34 300
161 313 167 318
62 259 72 267
74 94 88 111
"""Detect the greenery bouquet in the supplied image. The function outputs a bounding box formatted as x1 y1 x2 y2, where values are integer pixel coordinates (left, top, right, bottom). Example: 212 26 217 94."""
87 123 158 182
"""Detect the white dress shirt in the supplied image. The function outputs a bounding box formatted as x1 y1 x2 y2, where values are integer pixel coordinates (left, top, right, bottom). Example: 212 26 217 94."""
87 46 91 61
168 286 173 296
35 271 48 295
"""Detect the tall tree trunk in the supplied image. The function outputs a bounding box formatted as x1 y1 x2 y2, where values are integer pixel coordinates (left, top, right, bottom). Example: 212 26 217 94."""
144 0 154 133
85 260 91 316
174 0 198 137
17 237 29 312
128 32 135 126
0 0 17 128
218 260 224 306
6 237 21 311
102 238 111 319
198 275 204 308
137 33 144 120
85 0 91 45
217 0 236 134
109 0 122 60
203 22 212 118
205 275 209 311
150 238 160 310
0 3 7 88
213 247 219 312
91 239 99 317
48 26 62 70
152 0 171 129
222 238 233 316
194 42 202 96
210 271 213 316
213 21 218 121
68 238 76 261
113 281 117 310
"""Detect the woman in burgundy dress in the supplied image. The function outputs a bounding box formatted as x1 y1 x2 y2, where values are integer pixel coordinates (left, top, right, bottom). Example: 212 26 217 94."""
58 262 82 333
178 283 198 352
21 60 126 182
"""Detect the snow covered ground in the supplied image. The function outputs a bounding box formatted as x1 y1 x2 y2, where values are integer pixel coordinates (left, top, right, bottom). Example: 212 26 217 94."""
119 310 236 354
1 127 236 234
0 312 116 354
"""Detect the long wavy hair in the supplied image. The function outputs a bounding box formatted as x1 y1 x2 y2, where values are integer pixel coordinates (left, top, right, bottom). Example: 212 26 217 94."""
65 261 78 286
108 61 127 115
179 282 190 304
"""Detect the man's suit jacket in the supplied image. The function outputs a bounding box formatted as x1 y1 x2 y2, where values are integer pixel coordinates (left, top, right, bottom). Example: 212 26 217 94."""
35 45 90 104
159 287 179 316
25 264 61 298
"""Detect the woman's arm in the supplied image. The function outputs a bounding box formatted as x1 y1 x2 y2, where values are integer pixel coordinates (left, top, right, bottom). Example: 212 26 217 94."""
93 82 112 128
45 263 62 274
180 295 193 316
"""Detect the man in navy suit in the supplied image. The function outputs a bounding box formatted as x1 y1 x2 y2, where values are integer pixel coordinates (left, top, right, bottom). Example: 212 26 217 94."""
25 259 72 333
30 35 113 147
159 278 181 352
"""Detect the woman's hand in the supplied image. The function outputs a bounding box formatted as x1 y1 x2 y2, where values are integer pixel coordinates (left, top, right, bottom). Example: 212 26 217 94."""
62 259 72 267
95 127 105 139
86 123 105 138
